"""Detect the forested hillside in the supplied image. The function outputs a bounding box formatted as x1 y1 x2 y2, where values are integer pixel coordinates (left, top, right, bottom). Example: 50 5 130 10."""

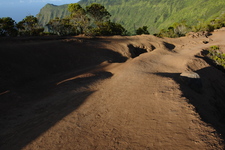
37 0 225 34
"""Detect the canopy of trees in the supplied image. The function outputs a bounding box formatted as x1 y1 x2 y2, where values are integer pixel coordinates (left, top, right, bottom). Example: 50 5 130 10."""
17 15 44 36
0 17 17 36
47 3 126 36
0 16 43 37
86 3 111 23
46 17 75 36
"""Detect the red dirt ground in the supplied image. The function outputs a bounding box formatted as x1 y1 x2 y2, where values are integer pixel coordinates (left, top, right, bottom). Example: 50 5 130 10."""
1 29 225 149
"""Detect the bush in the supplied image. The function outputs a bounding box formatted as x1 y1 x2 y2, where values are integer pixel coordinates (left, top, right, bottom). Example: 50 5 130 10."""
136 26 149 35
85 21 127 36
0 17 18 36
210 45 220 50
157 21 190 38
206 45 225 68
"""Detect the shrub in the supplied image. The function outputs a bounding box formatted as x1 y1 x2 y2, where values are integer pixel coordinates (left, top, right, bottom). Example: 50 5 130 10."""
157 21 190 38
206 45 225 68
136 26 150 35
0 17 18 36
210 45 220 51
85 21 127 36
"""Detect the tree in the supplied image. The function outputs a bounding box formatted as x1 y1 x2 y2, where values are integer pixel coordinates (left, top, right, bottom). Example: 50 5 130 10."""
66 3 127 36
136 26 149 35
86 3 111 24
91 21 127 36
68 3 84 14
84 3 127 36
68 3 89 34
47 17 75 36
17 15 44 36
0 17 17 36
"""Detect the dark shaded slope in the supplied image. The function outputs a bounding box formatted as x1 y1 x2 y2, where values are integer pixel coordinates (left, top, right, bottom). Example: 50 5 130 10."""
0 36 127 150
0 37 127 93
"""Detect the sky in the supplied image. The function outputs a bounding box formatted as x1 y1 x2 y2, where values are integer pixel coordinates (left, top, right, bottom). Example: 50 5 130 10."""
0 0 80 22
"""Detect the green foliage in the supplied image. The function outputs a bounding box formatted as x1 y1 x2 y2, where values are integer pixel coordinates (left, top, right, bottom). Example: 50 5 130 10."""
68 3 89 34
157 21 190 38
83 3 125 36
17 15 44 36
86 21 126 36
86 3 111 24
157 11 225 38
68 3 84 14
192 12 225 32
0 16 44 36
206 46 225 69
157 27 176 38
210 12 225 29
136 26 149 35
37 4 70 28
37 0 225 35
0 17 17 36
210 45 220 51
192 20 210 32
47 17 76 35
39 32 55 36
45 3 125 36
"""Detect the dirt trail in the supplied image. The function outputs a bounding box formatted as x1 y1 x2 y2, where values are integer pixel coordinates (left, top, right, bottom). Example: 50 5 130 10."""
1 30 225 149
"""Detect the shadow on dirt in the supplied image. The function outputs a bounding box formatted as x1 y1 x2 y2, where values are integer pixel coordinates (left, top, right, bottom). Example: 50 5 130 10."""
163 42 176 52
0 38 127 93
154 66 225 142
0 38 122 150
0 70 113 150
128 44 148 58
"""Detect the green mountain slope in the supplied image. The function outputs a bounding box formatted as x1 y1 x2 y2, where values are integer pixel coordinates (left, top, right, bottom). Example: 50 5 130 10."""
37 0 225 34
37 4 70 26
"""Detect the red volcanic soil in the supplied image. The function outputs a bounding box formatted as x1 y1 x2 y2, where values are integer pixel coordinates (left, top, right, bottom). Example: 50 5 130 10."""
1 30 225 149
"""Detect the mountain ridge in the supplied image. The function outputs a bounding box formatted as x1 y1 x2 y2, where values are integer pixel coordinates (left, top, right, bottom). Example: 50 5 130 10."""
37 0 225 34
